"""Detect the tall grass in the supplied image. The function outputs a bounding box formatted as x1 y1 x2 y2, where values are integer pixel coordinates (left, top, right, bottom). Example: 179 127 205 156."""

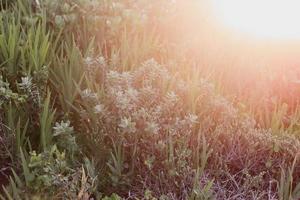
1 0 300 199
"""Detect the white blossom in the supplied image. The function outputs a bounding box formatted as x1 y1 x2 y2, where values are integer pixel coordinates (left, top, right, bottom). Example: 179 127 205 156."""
145 121 160 134
18 76 32 91
84 56 93 66
115 91 130 110
94 104 105 114
53 120 74 136
166 91 179 103
119 117 136 133
185 114 198 124
81 89 97 100
126 87 139 101
97 56 106 66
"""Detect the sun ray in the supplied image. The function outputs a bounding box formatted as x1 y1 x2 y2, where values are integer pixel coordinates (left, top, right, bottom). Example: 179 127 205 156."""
212 0 300 39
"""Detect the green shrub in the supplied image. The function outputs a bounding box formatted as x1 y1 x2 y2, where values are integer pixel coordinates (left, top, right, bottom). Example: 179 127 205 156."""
1 0 300 199
74 57 300 199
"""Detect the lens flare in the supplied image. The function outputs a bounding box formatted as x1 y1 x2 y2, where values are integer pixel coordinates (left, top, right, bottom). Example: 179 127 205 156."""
212 0 300 39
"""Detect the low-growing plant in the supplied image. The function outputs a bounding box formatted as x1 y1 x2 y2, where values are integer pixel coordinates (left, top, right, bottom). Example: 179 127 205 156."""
277 155 300 200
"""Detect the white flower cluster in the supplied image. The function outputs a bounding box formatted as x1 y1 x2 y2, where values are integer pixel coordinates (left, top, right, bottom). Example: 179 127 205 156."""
18 76 33 92
79 59 254 142
94 104 105 114
84 56 107 67
119 117 136 133
99 60 199 136
81 89 98 101
16 75 41 105
53 120 74 136
53 120 77 154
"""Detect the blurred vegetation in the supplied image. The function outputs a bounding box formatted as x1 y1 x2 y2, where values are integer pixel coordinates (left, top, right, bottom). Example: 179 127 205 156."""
0 0 300 199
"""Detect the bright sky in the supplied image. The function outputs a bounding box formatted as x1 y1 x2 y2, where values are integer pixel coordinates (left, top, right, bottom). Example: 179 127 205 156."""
212 0 300 39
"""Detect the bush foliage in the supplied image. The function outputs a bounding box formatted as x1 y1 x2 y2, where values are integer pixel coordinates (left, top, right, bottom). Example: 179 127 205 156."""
1 0 300 199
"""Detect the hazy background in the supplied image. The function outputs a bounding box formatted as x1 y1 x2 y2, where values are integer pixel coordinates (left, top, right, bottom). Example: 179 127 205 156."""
159 0 300 107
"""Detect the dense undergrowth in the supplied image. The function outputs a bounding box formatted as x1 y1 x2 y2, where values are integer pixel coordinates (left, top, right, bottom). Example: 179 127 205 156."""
1 0 300 199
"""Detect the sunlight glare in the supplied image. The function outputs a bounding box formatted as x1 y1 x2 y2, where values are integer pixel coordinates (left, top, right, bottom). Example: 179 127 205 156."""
212 0 300 39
